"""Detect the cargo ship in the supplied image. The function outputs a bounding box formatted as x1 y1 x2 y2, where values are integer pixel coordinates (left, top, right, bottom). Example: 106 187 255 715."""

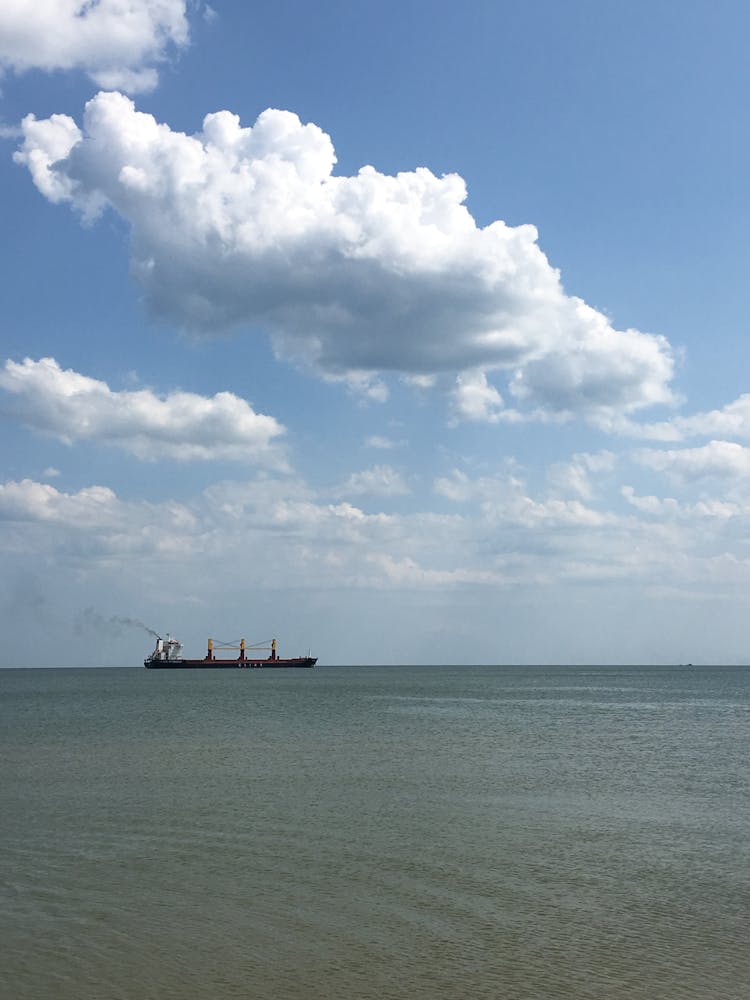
144 634 316 669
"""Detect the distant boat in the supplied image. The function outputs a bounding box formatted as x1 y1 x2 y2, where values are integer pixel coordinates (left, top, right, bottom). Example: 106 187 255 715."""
144 634 316 669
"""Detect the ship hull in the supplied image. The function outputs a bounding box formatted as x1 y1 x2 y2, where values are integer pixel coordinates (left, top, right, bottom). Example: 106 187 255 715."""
144 657 317 669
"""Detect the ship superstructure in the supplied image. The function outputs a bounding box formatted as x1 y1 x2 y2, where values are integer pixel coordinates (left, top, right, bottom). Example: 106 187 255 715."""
148 634 184 663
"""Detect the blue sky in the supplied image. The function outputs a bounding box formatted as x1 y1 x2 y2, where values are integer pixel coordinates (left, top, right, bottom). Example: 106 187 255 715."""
1 1 749 665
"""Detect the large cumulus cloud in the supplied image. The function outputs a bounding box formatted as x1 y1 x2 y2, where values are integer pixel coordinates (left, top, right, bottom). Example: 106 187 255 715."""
15 92 675 419
0 0 190 93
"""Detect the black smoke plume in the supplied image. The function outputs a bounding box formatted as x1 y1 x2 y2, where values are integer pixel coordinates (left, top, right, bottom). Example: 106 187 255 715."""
76 607 160 639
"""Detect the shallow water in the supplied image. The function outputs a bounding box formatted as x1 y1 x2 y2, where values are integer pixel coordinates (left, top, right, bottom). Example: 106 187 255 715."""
1 664 748 999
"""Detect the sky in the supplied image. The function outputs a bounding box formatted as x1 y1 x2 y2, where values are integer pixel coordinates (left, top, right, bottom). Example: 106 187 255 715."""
1 0 749 666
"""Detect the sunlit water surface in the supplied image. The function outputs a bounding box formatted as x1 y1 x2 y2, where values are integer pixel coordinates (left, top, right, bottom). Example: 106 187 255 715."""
1 664 748 999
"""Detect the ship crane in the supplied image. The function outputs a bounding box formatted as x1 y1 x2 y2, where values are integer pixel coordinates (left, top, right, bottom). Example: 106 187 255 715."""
206 637 279 662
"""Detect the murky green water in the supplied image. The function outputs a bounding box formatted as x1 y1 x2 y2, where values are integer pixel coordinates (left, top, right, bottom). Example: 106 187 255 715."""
1 665 748 999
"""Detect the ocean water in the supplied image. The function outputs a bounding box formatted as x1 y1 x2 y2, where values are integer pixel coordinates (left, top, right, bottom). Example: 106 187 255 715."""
1 664 748 1000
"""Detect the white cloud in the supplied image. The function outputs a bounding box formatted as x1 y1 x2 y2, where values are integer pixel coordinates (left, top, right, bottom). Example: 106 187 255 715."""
671 395 750 440
365 434 403 450
0 472 598 591
4 465 750 627
14 112 88 208
0 478 199 561
0 357 287 465
337 464 411 497
323 370 389 403
596 393 750 443
506 300 674 416
0 478 118 525
367 553 506 588
547 450 615 500
16 92 675 420
620 486 680 516
402 374 437 390
434 468 611 527
621 486 744 520
634 440 750 482
0 0 190 93
450 369 504 423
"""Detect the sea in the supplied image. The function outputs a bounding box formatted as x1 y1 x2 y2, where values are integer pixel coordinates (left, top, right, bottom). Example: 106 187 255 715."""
1 664 748 1000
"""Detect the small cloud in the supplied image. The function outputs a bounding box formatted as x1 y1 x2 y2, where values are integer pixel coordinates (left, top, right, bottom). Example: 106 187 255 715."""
402 374 436 391
365 435 404 450
621 485 680 516
0 479 119 525
450 370 504 423
547 451 615 500
325 370 389 404
42 466 61 479
634 440 750 483
0 122 22 140
337 465 411 497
